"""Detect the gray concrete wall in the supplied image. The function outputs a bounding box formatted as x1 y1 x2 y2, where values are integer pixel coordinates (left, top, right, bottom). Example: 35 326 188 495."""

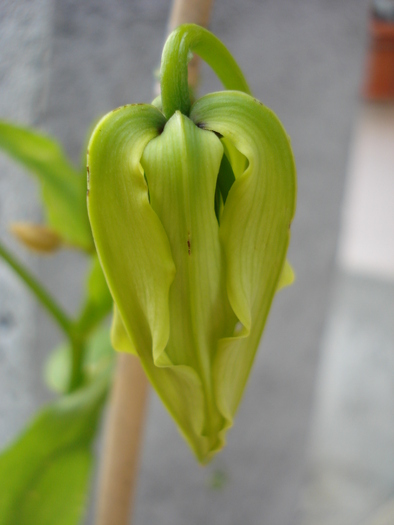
0 0 53 446
0 1 369 524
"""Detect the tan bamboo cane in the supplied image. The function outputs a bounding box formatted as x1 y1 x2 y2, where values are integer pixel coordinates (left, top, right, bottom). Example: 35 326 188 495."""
95 354 149 525
95 1 214 524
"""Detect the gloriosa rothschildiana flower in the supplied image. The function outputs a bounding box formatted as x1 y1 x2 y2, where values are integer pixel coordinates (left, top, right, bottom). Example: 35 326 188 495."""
87 24 296 463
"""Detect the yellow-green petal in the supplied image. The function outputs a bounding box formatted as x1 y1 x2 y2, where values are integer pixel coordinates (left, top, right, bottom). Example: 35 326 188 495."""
111 305 137 355
277 260 295 291
87 103 175 369
190 91 296 422
88 106 226 461
141 112 237 458
88 92 296 463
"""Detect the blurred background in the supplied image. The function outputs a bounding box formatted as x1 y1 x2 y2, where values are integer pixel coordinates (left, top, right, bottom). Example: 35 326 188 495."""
0 0 393 524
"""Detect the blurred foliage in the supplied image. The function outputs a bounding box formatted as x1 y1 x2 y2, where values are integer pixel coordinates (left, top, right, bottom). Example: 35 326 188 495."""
0 121 114 525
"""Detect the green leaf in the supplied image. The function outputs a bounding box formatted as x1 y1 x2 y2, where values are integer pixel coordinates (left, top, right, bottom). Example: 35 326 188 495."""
44 255 112 394
83 325 114 378
45 327 114 394
44 342 70 394
0 376 108 525
0 121 93 251
11 450 91 525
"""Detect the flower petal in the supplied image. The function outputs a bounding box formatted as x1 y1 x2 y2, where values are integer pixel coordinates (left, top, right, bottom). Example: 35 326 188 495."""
191 91 296 422
141 112 235 460
87 104 174 360
88 106 229 461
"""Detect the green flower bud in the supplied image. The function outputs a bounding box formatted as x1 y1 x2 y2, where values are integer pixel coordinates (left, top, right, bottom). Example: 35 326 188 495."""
87 24 296 463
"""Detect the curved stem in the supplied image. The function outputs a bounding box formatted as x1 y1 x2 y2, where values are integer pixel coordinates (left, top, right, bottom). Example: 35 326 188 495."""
68 337 85 392
0 240 89 392
160 23 251 119
0 240 73 337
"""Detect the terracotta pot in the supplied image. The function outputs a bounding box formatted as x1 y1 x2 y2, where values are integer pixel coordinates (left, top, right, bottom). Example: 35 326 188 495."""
363 7 394 100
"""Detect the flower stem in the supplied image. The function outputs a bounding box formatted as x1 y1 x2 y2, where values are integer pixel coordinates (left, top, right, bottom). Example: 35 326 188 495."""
160 23 251 119
0 240 73 338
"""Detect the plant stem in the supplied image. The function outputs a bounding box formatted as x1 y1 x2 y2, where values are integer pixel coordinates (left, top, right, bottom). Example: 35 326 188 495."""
161 24 251 119
0 240 73 337
68 337 86 392
0 240 89 392
167 0 214 92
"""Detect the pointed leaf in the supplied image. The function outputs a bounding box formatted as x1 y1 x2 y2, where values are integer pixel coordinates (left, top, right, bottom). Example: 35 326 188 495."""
0 121 93 251
44 342 70 394
45 327 114 393
0 376 108 525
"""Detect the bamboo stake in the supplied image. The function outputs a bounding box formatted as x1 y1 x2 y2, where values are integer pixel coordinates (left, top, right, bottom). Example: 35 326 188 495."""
95 354 149 525
95 1 214 524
